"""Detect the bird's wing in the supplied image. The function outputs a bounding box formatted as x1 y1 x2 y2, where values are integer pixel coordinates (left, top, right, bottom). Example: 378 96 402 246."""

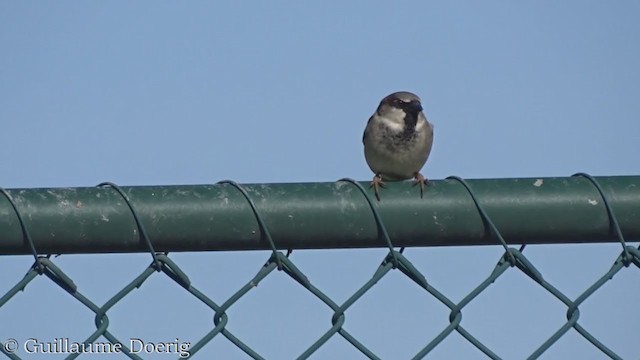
362 115 374 144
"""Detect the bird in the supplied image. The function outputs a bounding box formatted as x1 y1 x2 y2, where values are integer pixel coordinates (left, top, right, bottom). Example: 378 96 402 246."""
363 91 434 200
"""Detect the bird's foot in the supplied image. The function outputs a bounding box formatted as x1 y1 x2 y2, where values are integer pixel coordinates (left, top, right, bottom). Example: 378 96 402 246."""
370 174 385 201
412 172 429 198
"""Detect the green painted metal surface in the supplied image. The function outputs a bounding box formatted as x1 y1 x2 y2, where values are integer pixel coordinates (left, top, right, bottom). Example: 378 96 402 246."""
0 176 638 255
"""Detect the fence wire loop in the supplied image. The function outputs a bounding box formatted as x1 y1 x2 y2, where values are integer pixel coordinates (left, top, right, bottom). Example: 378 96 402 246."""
337 178 400 268
157 254 191 289
627 246 640 268
97 182 161 271
509 248 544 282
39 257 78 293
0 187 43 272
217 180 283 269
446 176 517 265
572 173 631 265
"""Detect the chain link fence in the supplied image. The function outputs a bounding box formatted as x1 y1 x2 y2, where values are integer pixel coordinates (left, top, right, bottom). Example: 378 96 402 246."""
0 175 638 359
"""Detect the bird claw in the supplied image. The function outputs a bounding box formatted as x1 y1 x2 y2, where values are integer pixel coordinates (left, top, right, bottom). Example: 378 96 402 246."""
370 174 385 201
413 172 429 198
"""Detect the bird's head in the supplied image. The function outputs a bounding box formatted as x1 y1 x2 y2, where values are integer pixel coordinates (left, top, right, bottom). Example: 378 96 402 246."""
376 91 424 127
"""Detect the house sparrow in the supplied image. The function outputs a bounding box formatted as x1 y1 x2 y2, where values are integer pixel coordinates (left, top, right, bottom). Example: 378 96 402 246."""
363 91 434 200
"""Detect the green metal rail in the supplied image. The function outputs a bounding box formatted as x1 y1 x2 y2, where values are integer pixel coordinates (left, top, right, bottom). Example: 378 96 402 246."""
1 176 638 255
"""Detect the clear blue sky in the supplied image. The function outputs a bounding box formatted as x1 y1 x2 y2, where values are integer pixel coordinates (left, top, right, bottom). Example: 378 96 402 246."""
1 2 638 359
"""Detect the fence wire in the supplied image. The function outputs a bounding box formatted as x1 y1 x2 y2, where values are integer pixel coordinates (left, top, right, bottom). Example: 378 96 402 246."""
0 174 638 359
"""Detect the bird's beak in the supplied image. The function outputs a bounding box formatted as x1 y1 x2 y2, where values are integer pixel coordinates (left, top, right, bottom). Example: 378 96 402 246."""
409 101 423 113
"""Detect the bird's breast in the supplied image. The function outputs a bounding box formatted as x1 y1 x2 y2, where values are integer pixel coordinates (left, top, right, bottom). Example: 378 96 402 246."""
364 118 433 180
